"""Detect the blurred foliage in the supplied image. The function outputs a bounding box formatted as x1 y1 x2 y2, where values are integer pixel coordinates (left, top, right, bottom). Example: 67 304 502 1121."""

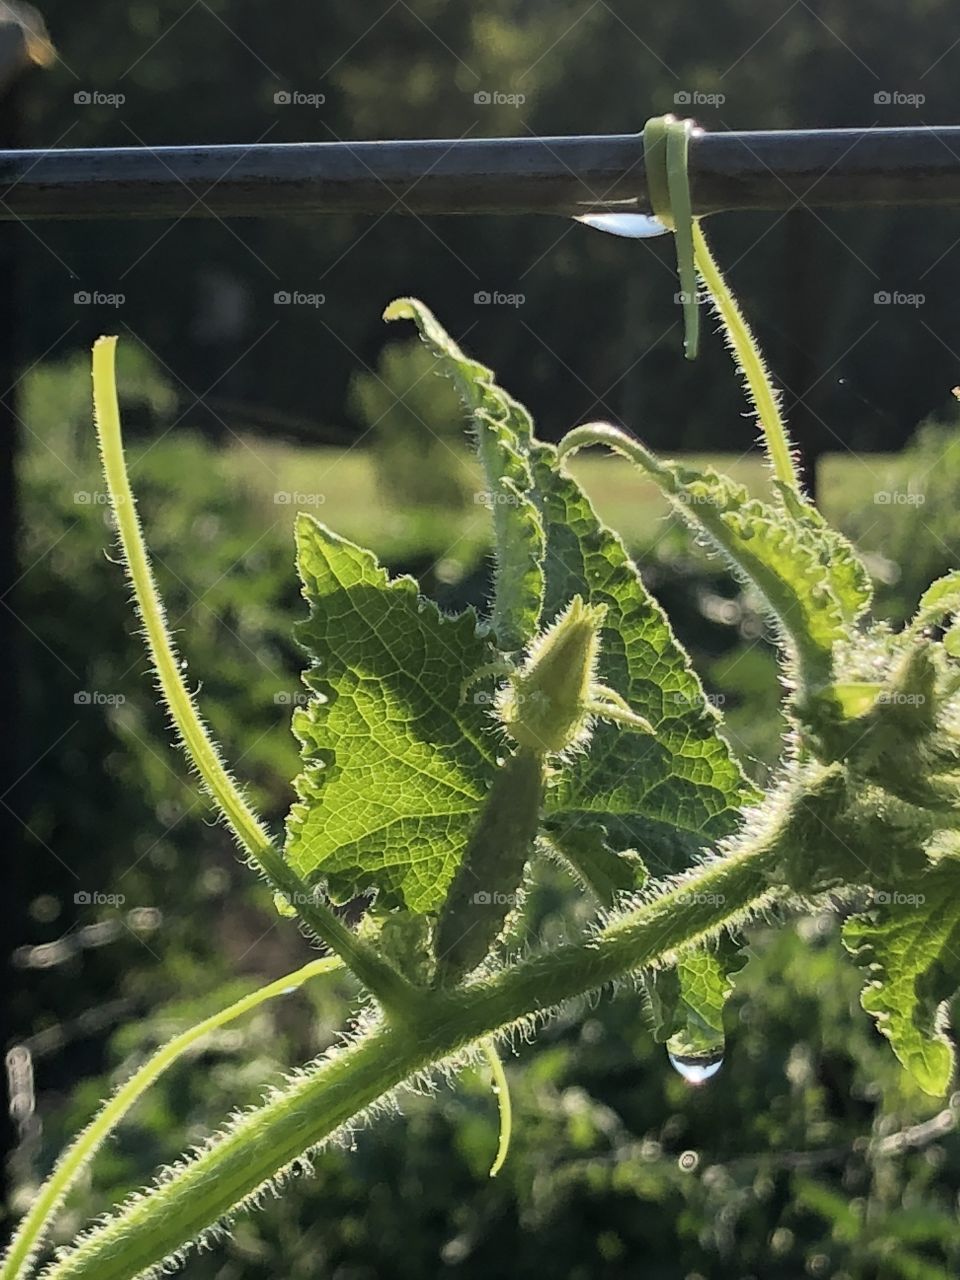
840 417 960 625
8 341 960 1276
15 0 960 455
348 338 474 514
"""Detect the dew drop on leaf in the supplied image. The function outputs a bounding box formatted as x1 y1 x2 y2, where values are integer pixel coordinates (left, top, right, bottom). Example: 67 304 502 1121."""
666 1030 725 1085
573 213 670 239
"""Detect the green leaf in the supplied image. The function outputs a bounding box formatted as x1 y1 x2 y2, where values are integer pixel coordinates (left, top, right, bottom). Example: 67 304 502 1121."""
533 447 756 875
646 939 747 1059
285 514 498 913
663 464 847 678
844 860 960 1095
545 821 646 907
559 427 863 686
385 298 544 652
911 571 960 632
775 481 872 625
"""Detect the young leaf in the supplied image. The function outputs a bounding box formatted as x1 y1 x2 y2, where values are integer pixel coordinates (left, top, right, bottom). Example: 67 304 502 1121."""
646 938 747 1065
285 514 499 913
532 447 755 875
559 426 853 686
545 822 646 907
774 481 872 625
910 570 960 633
844 859 960 1095
385 298 544 652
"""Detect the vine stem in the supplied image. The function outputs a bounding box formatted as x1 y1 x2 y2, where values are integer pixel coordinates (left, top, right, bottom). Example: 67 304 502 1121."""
480 1038 511 1177
693 222 800 495
40 828 782 1280
1 958 345 1280
91 338 415 1015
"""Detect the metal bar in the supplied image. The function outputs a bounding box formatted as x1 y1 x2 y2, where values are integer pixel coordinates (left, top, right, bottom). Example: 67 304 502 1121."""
0 127 959 221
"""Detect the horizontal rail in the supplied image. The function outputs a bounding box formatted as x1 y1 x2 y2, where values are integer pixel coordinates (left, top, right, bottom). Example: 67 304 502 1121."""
0 127 959 221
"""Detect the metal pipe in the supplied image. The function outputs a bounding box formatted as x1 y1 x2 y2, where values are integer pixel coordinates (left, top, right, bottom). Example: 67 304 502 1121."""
0 127 959 221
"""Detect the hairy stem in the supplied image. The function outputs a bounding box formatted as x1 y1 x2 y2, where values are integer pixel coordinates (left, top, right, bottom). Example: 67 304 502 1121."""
2 959 345 1280
42 826 779 1280
91 338 414 1015
693 222 799 495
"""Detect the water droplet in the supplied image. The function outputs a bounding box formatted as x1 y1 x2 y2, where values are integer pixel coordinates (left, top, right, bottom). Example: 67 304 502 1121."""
667 1047 723 1084
574 212 670 239
667 1027 725 1085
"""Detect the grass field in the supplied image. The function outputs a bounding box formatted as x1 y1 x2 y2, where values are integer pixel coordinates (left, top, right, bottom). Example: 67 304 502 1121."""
219 439 895 561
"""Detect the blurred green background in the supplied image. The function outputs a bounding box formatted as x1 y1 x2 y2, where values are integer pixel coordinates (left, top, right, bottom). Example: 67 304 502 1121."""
6 3 960 1278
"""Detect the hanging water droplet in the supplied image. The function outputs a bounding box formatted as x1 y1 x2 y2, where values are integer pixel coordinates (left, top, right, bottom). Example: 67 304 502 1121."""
574 212 670 239
666 1028 724 1085
667 1048 723 1084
